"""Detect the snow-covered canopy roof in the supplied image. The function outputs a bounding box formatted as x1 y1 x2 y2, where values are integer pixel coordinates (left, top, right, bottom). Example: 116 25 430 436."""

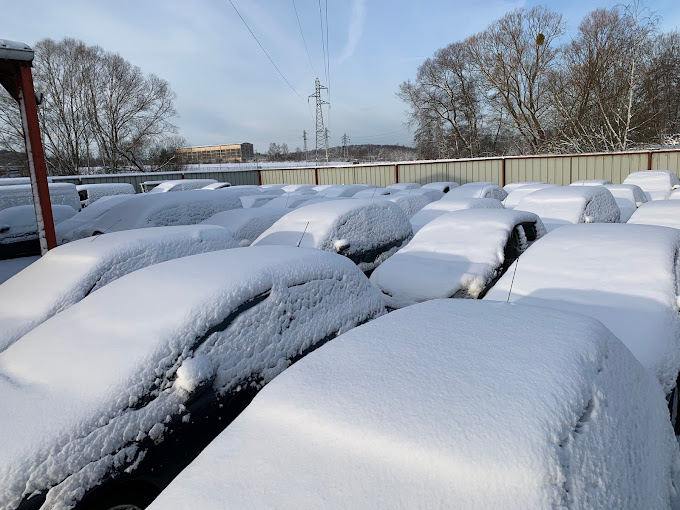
485 223 680 393
370 209 544 307
201 208 288 243
0 225 238 352
441 183 508 202
0 39 33 62
410 198 504 233
148 299 678 510
503 183 559 209
0 246 385 508
627 200 680 230
514 186 620 231
623 170 680 201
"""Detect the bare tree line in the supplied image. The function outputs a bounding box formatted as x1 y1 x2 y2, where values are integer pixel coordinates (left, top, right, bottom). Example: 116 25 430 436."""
399 2 680 159
0 38 184 175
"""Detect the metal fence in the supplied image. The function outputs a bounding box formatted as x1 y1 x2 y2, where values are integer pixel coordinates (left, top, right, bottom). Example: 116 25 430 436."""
49 149 680 190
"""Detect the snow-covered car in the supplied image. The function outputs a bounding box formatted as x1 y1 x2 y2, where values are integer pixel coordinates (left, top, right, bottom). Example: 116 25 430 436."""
239 194 279 208
485 223 680 401
441 182 508 202
393 188 445 202
253 199 412 273
377 193 431 219
0 225 237 352
139 180 166 193
604 184 647 222
200 208 289 246
318 184 375 197
410 198 504 233
201 182 232 189
353 187 392 198
569 179 611 186
514 186 620 231
261 194 316 209
0 205 77 258
67 190 243 240
55 194 137 244
147 179 218 193
503 183 559 209
421 181 459 193
370 209 544 308
0 246 385 510
627 201 680 230
76 183 135 208
0 183 81 212
503 181 547 193
387 182 420 191
281 184 316 193
148 299 679 510
623 170 680 201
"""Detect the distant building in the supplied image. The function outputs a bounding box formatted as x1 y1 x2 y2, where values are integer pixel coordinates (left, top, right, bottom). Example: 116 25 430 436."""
176 143 254 164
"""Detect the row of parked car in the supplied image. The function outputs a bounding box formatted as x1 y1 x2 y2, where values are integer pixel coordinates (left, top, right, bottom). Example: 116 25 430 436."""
2 171 680 508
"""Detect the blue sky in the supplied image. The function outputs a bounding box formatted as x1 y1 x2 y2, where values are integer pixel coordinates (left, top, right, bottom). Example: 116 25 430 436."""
3 0 680 153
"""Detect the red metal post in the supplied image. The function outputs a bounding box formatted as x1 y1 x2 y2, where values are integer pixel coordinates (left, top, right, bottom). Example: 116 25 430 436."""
394 164 399 184
314 167 319 185
648 151 653 170
501 158 506 187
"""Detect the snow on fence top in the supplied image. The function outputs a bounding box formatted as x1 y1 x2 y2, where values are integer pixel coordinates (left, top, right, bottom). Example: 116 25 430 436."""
0 225 238 352
486 223 680 393
0 246 385 509
442 182 508 202
623 170 680 201
627 200 680 230
148 299 678 510
410 198 505 233
0 183 81 212
370 209 545 308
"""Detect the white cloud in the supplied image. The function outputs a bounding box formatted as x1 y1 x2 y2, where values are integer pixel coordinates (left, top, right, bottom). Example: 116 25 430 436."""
338 0 366 63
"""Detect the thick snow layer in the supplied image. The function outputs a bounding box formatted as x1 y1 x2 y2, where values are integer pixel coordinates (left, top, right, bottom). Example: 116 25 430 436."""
149 299 679 510
148 179 217 193
55 194 136 244
0 183 81 212
485 223 680 393
253 199 413 272
201 182 232 189
377 194 431 219
410 198 504 233
0 205 76 244
76 183 135 207
294 197 344 208
239 194 278 208
514 186 620 231
628 201 680 230
0 246 384 509
281 184 316 192
371 209 545 308
68 190 243 240
394 188 445 202
605 184 647 222
387 182 420 190
421 181 459 192
258 183 287 189
623 170 680 201
262 195 317 209
0 256 38 285
318 185 375 197
503 181 546 193
353 187 392 198
0 225 238 352
200 208 289 243
569 179 612 186
256 186 285 195
503 183 559 209
442 183 508 202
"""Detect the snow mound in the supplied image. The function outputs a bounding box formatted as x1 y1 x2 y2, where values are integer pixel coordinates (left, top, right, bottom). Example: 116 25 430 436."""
0 205 76 245
353 187 392 198
239 194 278 208
514 186 620 231
0 225 238 352
605 184 647 222
623 170 680 201
0 183 81 212
281 184 316 192
253 199 413 272
569 179 611 186
262 195 316 209
485 223 680 393
503 181 547 193
394 188 445 202
55 194 136 244
76 183 135 207
442 183 508 202
376 193 431 219
387 182 420 191
371 209 545 308
422 181 459 192
0 246 385 509
410 198 504 233
628 201 680 230
200 208 289 243
149 299 679 510
318 185 375 197
503 183 559 209
148 179 217 193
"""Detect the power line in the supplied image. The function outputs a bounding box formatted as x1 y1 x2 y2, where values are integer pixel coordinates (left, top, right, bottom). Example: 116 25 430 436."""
227 0 306 102
292 0 315 76
317 0 329 88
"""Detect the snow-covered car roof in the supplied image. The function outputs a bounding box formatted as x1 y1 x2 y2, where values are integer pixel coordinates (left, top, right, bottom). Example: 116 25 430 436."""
485 223 680 393
623 170 680 201
441 182 508 202
353 187 392 198
55 194 136 244
503 183 559 209
370 209 545 308
627 200 680 230
317 184 375 197
76 183 135 207
569 179 611 186
0 246 385 509
67 190 243 240
256 185 285 195
253 199 412 272
239 194 278 208
503 181 546 193
261 194 316 209
148 179 218 193
148 299 678 510
514 186 620 231
604 184 647 222
281 184 316 192
0 205 76 245
410 198 504 233
0 225 238 352
0 183 81 212
376 193 431 218
421 181 459 192
201 182 232 189
387 182 420 191
394 188 445 202
200 208 289 245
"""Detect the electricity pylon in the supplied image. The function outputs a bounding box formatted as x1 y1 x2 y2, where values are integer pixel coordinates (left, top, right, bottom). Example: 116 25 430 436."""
309 78 329 162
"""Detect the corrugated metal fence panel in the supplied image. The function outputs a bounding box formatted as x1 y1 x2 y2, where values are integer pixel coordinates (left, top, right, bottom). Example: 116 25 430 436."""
355 165 394 186
260 168 315 185
443 159 501 185
569 153 644 184
652 152 680 177
506 156 570 185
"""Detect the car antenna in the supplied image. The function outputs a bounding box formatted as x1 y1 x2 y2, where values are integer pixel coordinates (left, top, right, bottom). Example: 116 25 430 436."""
506 257 520 303
297 222 310 247
90 218 122 242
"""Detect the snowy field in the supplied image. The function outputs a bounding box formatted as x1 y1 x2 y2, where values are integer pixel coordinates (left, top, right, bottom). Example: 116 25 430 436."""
1 174 680 509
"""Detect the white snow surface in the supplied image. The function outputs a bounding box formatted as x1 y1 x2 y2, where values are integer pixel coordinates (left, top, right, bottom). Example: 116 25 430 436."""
569 179 612 186
387 182 420 190
514 186 620 231
376 193 431 219
394 188 445 202
256 186 285 195
623 170 680 201
149 299 679 510
370 209 545 308
147 179 217 193
261 195 317 209
503 183 559 209
253 199 413 272
503 181 546 193
68 190 243 240
628 201 680 230
605 184 647 222
0 256 39 285
200 208 289 243
201 182 233 190
0 246 385 509
410 198 504 233
0 183 81 212
238 194 278 208
76 183 135 207
353 187 392 198
0 205 76 244
421 181 459 192
441 183 508 202
281 184 316 192
55 194 136 244
0 225 238 352
318 185 375 197
485 223 680 393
